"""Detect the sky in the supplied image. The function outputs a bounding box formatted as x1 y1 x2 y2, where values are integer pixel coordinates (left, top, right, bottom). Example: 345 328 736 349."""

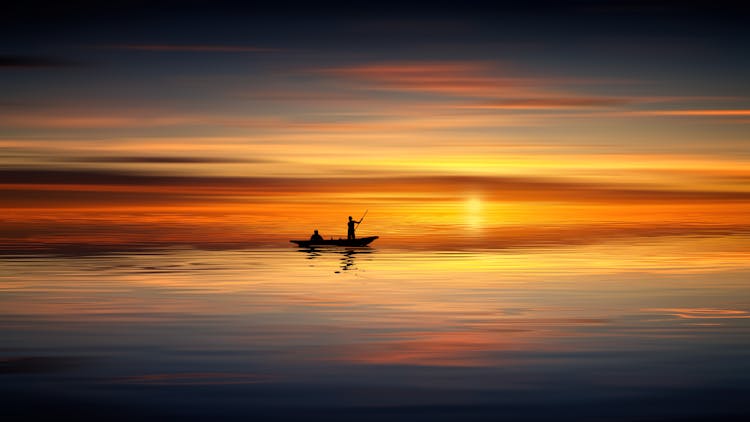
2 0 750 251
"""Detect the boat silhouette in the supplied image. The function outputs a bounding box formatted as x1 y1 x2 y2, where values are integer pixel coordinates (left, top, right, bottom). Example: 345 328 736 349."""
290 236 379 248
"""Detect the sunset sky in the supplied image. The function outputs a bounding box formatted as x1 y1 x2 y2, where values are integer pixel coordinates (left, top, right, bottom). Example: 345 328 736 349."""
2 1 749 251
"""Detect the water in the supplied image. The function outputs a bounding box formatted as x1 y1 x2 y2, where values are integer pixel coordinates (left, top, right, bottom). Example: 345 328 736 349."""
2 237 750 421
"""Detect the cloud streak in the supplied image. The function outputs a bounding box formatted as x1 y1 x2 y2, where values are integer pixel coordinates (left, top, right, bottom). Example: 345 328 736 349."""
319 61 541 98
2 169 749 204
65 155 265 164
629 109 750 117
645 308 750 319
460 97 630 110
314 61 669 115
0 111 293 130
105 44 278 52
0 55 78 68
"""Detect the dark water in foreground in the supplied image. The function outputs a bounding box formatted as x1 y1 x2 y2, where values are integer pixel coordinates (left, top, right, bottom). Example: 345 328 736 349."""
2 238 750 421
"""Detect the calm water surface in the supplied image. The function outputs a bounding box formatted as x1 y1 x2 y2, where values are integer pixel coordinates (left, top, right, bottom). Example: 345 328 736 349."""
2 237 750 421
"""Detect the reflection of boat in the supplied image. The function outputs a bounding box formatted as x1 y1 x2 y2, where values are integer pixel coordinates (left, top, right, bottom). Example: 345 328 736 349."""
290 236 379 248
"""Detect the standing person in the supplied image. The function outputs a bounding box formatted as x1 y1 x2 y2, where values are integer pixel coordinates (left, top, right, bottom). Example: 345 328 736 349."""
347 216 361 240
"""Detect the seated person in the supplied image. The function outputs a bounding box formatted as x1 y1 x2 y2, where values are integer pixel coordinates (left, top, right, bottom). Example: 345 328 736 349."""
310 229 324 242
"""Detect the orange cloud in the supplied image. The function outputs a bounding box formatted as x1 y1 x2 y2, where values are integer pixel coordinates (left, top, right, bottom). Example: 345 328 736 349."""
631 109 750 117
315 62 750 121
319 61 543 97
461 97 630 109
645 308 750 319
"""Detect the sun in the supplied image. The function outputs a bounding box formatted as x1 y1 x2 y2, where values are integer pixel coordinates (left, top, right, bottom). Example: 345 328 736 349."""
464 195 484 230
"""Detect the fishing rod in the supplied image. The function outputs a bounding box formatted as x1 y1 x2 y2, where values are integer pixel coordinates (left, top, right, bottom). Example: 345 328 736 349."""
355 209 368 230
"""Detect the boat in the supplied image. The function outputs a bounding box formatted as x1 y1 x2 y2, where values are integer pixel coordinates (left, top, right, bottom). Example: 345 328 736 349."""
290 236 379 248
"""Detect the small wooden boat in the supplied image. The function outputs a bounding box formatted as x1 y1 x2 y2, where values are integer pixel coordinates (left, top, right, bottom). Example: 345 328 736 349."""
290 236 379 248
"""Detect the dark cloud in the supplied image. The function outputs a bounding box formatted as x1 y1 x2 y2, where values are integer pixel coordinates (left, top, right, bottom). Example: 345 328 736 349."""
0 169 288 188
109 372 275 386
5 1 749 37
103 44 278 52
0 55 79 68
0 356 85 374
2 169 749 204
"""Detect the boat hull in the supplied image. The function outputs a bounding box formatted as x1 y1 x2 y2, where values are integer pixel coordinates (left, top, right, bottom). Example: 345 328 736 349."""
290 236 379 248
